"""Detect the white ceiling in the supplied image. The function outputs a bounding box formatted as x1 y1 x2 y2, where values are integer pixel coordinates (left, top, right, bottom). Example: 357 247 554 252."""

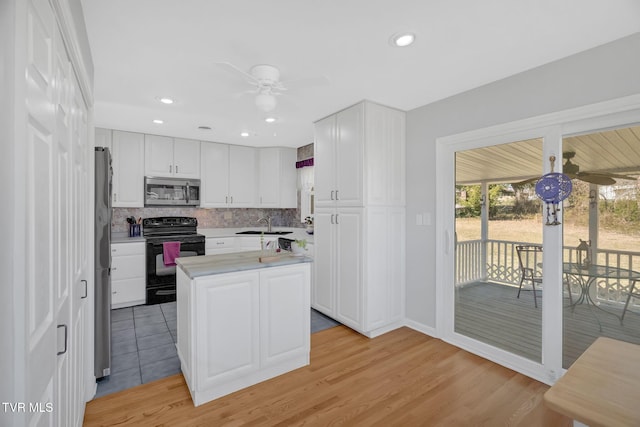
81 0 640 148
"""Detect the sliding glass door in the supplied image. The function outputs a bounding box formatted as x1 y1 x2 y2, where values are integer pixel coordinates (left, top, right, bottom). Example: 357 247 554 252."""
561 126 640 368
438 111 640 383
454 138 544 363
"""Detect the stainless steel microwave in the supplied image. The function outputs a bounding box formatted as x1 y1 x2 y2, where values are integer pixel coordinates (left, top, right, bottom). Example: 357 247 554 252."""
145 177 200 206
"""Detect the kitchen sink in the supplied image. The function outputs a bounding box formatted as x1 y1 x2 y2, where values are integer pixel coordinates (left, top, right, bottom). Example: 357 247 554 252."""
236 230 293 235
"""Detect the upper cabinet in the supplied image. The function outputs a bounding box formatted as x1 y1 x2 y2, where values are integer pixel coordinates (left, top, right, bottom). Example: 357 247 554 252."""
201 143 257 207
145 134 200 179
257 147 297 208
314 101 405 208
112 130 145 207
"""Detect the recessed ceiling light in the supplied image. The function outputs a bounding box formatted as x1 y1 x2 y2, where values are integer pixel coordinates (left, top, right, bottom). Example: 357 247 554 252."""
153 119 164 124
159 97 174 104
265 117 276 123
390 32 415 47
240 131 250 137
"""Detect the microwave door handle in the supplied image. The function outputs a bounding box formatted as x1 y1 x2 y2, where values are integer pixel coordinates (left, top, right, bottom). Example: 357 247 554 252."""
185 182 190 204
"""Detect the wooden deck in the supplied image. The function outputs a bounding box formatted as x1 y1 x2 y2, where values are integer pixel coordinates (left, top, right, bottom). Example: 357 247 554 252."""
84 326 569 426
455 281 640 367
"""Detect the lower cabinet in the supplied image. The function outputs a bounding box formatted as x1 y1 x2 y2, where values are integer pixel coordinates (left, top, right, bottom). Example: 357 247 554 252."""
205 237 237 255
177 263 310 406
313 207 405 337
110 242 146 308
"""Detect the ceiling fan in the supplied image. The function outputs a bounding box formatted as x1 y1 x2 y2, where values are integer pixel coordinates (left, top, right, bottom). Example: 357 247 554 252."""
516 151 636 186
216 62 329 112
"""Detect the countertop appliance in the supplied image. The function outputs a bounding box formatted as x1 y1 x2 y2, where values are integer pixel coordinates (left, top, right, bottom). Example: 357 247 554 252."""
145 176 200 207
143 217 205 304
94 147 112 378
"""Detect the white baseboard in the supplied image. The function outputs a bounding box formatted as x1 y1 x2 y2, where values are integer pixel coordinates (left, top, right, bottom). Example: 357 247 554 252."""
403 319 437 338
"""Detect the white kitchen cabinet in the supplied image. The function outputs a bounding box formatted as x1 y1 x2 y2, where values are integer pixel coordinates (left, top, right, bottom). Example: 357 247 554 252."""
313 207 404 337
177 263 310 406
110 242 146 308
112 130 145 207
314 101 405 208
313 101 405 338
95 127 112 150
313 208 362 327
314 103 363 207
229 145 257 206
205 237 238 255
257 147 297 208
201 142 257 207
145 134 200 179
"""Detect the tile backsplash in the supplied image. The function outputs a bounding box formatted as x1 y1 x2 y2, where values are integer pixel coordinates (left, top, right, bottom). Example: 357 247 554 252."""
112 207 302 233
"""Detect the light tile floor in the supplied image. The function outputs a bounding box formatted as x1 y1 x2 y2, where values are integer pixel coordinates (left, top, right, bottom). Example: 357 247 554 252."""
96 303 339 397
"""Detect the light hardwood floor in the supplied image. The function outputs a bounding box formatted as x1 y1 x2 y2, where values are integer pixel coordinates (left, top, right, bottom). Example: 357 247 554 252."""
83 326 570 426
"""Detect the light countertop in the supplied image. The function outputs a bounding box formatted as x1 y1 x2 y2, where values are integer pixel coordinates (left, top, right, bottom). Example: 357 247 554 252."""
110 227 314 244
198 227 314 243
111 232 145 244
176 250 312 279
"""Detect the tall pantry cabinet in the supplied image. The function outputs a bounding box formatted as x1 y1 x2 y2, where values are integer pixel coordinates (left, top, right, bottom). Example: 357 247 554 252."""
313 101 405 337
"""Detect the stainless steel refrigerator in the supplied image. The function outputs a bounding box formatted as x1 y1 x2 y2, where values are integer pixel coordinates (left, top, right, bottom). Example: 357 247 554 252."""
94 147 112 378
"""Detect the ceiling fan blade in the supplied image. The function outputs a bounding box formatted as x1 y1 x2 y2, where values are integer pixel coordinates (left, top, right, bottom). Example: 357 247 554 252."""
280 75 330 91
597 172 637 181
215 61 259 84
575 173 616 186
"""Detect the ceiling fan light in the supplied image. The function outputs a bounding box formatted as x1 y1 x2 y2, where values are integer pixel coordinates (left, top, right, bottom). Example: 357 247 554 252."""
255 93 276 112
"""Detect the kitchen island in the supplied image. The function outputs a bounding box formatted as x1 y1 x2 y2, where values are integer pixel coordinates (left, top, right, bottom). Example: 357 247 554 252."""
176 250 312 406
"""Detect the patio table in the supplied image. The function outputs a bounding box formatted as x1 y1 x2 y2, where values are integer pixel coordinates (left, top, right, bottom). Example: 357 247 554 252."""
563 262 640 325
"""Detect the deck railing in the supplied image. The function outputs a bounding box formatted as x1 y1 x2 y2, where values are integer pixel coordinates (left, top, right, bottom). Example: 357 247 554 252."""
456 239 640 306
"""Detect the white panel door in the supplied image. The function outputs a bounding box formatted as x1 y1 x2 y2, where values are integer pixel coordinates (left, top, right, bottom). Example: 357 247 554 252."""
70 71 89 427
229 145 257 207
173 138 200 178
335 104 363 207
335 208 363 329
313 115 336 206
145 134 174 177
53 23 72 427
112 131 144 207
200 142 230 207
195 272 260 391
25 0 57 425
312 209 336 316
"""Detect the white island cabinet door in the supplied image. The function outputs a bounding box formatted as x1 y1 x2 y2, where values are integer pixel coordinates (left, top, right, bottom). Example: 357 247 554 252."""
194 271 260 392
259 265 311 367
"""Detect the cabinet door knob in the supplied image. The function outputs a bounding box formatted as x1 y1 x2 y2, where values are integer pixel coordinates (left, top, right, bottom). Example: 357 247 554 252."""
330 190 334 200
169 164 172 173
335 214 339 224
176 165 179 173
335 190 339 200
81 279 88 299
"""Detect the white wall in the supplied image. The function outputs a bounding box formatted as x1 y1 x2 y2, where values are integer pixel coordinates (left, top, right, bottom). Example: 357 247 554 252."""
405 32 640 328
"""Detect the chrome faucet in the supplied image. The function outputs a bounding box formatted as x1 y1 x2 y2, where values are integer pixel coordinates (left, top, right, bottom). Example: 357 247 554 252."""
258 216 272 232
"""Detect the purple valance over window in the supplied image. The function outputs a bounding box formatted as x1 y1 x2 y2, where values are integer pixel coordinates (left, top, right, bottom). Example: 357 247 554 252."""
296 158 314 168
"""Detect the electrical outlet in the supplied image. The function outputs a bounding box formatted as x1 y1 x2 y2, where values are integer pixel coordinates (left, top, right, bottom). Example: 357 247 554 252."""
224 211 232 220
